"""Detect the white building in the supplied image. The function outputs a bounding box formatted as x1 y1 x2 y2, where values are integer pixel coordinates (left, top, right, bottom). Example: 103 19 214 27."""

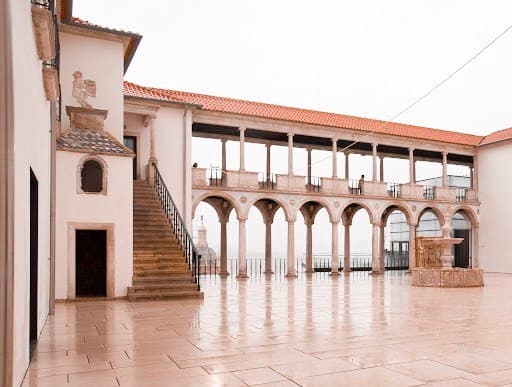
2 1 512 385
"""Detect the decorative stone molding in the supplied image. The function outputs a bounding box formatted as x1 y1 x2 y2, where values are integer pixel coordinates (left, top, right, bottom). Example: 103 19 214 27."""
66 106 108 131
76 154 108 196
31 5 55 61
42 66 59 102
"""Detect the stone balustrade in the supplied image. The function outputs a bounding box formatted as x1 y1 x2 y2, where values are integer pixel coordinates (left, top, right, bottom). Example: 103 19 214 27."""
192 168 478 204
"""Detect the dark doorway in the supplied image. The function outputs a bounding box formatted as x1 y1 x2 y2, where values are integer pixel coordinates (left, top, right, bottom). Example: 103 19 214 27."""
29 169 38 357
454 229 470 268
123 136 137 179
75 230 107 297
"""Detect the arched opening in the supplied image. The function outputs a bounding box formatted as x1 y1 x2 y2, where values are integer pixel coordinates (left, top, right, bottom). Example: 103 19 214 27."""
192 195 237 276
381 205 411 270
299 201 333 273
342 203 373 271
246 199 284 276
451 210 472 268
416 207 443 238
80 158 104 193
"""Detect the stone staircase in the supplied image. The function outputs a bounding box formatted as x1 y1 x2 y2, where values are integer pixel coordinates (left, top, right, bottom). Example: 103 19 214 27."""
128 180 203 300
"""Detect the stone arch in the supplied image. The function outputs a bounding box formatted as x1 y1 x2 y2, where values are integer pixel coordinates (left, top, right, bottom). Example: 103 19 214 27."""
252 198 283 224
414 205 446 227
379 202 414 226
339 200 375 225
295 197 337 224
192 191 241 221
448 206 479 228
77 154 108 195
246 194 293 222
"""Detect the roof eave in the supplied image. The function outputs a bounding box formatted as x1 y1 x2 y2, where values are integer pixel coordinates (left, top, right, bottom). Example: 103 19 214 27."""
124 95 202 110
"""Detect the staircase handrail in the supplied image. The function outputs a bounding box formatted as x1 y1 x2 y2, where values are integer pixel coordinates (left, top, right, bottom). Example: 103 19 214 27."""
151 162 201 291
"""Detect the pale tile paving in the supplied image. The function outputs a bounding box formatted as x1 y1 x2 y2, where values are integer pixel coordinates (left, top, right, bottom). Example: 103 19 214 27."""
23 272 512 386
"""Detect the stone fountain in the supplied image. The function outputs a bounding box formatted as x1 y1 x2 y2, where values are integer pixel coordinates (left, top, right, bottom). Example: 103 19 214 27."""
411 224 483 287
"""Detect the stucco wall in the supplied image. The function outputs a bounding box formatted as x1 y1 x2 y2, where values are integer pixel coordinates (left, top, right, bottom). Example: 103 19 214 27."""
55 151 133 299
59 31 124 140
478 141 512 273
152 106 190 221
9 1 52 385
124 113 150 180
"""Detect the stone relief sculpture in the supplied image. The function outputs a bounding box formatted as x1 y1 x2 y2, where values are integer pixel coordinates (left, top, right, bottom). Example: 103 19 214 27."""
72 71 96 108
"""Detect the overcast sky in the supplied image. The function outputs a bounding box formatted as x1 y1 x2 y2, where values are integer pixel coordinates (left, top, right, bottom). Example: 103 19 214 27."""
75 0 512 261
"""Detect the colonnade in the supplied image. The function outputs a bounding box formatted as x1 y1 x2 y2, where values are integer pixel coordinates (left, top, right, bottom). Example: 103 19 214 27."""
220 129 478 189
196 194 479 278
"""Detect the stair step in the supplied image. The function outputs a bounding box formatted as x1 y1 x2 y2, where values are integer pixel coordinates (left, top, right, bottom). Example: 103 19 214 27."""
128 291 204 301
132 275 192 285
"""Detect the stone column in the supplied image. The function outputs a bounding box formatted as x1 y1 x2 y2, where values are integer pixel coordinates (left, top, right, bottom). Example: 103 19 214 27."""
237 217 248 278
472 226 479 268
371 222 382 273
239 127 246 171
380 156 384 182
146 115 157 185
220 219 228 276
379 223 385 271
409 147 415 184
332 138 338 178
264 221 273 274
408 223 416 269
330 221 340 275
287 132 294 175
345 151 350 179
472 155 478 190
372 143 378 182
305 220 313 273
307 147 312 185
442 151 448 187
221 139 227 172
286 219 297 277
266 143 271 181
343 221 351 273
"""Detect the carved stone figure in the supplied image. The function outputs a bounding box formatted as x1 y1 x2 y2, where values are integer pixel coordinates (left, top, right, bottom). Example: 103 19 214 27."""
72 71 96 108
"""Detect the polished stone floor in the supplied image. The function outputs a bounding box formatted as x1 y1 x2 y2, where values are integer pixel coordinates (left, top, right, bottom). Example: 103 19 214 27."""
24 272 512 386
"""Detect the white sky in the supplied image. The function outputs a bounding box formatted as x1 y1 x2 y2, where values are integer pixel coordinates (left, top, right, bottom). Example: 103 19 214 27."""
75 0 512 261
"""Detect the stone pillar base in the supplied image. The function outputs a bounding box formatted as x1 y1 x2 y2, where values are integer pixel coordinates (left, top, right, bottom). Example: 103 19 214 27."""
370 270 384 275
264 271 274 275
329 271 340 276
219 272 230 278
285 273 297 278
236 274 249 280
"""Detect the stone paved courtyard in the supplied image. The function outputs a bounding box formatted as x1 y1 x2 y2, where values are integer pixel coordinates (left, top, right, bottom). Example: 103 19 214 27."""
23 272 512 386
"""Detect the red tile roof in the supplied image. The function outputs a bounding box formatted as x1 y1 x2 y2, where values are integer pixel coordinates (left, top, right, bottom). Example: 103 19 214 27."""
124 81 484 147
480 127 512 146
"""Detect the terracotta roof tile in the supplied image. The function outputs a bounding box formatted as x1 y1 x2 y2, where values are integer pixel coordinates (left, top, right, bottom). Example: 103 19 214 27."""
123 81 483 147
57 127 135 157
479 127 512 146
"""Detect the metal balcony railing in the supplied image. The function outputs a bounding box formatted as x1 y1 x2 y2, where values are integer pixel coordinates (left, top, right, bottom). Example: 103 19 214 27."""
456 188 467 202
258 173 277 190
207 167 223 187
388 183 400 198
348 179 362 195
306 176 321 192
423 185 435 200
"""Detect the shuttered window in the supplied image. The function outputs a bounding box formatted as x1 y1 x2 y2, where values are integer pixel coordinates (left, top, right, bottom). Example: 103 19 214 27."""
81 160 103 193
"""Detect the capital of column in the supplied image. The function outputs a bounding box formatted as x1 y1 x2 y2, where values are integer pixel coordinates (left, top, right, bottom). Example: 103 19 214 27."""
287 132 294 139
330 219 340 225
408 147 415 153
372 143 378 152
332 138 338 146
371 221 382 228
286 217 296 224
221 138 227 144
237 216 248 222
143 114 156 127
239 127 246 134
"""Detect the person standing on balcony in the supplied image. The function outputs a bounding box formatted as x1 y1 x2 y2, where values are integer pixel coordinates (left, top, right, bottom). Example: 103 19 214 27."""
359 174 365 194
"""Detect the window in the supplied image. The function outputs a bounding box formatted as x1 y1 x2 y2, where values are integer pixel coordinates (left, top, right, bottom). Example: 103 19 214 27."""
81 159 103 193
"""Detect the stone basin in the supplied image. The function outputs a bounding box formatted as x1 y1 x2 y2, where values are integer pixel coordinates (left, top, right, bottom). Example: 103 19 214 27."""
411 267 484 287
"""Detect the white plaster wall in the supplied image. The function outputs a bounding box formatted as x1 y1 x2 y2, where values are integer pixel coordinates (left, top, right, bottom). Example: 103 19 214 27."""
478 141 512 273
59 32 124 140
55 151 133 299
124 113 150 180
153 106 188 215
9 1 51 385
